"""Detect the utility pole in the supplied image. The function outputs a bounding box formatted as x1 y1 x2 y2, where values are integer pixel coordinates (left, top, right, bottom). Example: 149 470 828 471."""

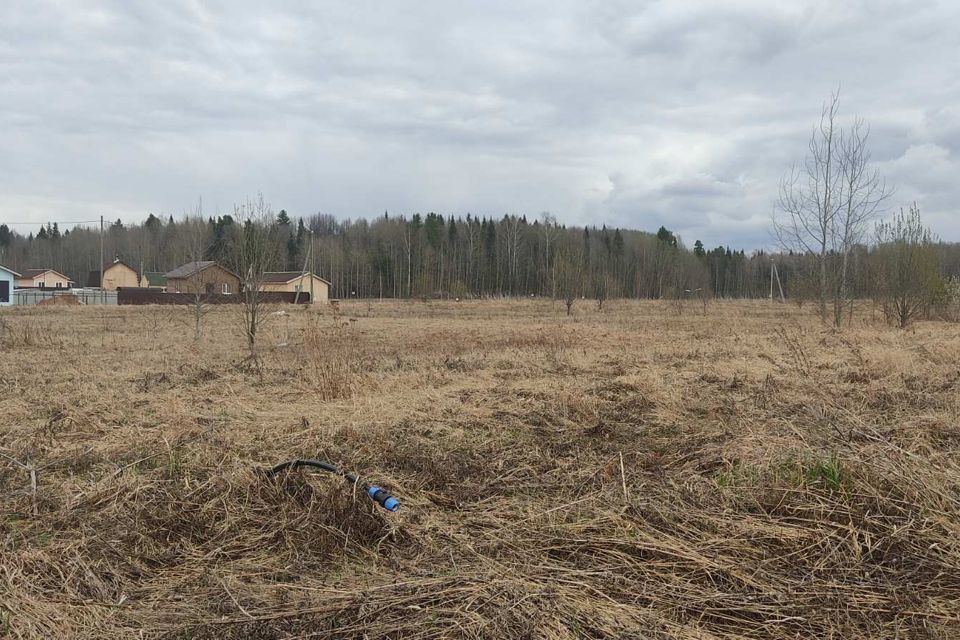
770 259 785 303
99 215 104 290
775 261 785 303
294 229 312 305
769 258 774 302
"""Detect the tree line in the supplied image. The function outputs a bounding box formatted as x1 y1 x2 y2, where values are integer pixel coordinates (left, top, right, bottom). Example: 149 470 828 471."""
1 207 959 312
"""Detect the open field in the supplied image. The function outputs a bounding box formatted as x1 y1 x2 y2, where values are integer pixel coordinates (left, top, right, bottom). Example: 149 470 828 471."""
2 299 960 638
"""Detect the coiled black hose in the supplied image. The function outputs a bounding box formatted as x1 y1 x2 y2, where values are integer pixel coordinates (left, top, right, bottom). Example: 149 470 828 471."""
266 459 400 512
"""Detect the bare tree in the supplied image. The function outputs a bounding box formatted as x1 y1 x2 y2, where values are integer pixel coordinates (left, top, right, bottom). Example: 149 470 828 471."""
833 118 892 324
503 215 523 295
774 91 843 323
774 90 891 326
228 195 283 363
594 271 615 311
554 242 583 316
540 212 559 297
403 223 413 298
172 200 218 342
687 286 711 316
184 218 215 342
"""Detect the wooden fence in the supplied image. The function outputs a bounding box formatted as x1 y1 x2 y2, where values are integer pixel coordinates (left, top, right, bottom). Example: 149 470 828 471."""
118 289 310 305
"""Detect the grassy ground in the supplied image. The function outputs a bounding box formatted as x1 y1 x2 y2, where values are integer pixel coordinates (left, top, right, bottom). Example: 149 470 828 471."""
1 299 959 638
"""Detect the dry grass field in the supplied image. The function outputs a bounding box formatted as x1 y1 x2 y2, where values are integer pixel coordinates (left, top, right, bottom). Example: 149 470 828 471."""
1 299 959 639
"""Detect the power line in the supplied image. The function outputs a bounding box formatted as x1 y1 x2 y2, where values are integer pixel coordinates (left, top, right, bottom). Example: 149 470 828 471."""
1 220 102 226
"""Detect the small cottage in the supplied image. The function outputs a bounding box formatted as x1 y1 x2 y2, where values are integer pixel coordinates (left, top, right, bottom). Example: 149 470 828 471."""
259 272 331 301
0 265 19 306
163 261 241 295
15 269 72 289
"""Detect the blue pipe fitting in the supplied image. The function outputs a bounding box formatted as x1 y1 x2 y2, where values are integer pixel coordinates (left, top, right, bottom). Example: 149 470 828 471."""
367 485 400 512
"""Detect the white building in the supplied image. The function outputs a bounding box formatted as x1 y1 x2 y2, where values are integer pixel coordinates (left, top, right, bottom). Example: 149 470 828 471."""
0 265 19 306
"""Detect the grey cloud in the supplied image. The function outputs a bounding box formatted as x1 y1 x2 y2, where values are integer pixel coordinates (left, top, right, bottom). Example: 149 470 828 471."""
1 0 959 248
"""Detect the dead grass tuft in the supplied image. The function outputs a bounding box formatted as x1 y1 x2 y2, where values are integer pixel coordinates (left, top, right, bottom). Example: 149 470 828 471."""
1 300 960 638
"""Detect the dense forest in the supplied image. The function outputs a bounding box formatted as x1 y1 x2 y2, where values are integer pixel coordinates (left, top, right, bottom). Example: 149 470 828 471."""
1 211 958 302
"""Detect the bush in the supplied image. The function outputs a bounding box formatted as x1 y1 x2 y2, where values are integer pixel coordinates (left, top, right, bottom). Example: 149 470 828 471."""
872 205 941 328
935 275 960 322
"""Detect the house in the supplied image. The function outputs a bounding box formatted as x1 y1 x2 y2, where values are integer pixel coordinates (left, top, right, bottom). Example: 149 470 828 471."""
163 261 241 295
143 272 168 291
0 265 19 306
15 269 73 289
259 272 331 301
87 259 147 290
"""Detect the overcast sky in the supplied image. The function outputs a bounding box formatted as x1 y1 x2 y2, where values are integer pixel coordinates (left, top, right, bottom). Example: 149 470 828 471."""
2 1 958 248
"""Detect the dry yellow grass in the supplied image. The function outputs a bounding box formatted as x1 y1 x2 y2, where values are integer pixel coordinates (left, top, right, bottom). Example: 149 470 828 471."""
1 299 959 638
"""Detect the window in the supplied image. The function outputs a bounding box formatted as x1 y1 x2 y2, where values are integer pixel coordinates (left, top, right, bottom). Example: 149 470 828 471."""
222 283 230 294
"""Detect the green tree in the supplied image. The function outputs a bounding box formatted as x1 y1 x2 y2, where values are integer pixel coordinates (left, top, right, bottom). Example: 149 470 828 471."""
656 226 677 247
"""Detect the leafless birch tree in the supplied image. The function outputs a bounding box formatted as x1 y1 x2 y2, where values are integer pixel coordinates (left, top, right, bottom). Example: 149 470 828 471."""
833 117 892 324
773 89 891 326
541 212 559 297
504 215 523 295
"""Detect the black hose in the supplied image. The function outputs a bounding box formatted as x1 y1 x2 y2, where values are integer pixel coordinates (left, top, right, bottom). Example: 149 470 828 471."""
265 458 399 512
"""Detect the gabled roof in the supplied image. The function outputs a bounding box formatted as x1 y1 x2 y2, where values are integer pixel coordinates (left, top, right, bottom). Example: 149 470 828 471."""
163 261 240 280
105 259 137 273
261 271 332 285
143 272 167 286
163 261 213 279
0 264 21 277
20 268 71 281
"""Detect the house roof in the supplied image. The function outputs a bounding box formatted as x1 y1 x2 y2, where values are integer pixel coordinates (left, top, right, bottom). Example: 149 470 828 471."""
105 259 137 273
20 268 71 281
143 272 167 286
0 264 21 277
261 271 332 285
164 261 220 279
